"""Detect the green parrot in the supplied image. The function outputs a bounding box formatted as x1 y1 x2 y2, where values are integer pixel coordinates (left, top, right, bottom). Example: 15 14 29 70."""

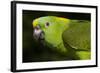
32 16 91 60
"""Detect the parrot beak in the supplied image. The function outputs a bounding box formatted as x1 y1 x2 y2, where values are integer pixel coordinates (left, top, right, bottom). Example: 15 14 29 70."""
33 26 44 41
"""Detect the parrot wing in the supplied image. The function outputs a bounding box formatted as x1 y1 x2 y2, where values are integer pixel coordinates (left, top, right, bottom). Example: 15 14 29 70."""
62 20 91 60
62 20 91 51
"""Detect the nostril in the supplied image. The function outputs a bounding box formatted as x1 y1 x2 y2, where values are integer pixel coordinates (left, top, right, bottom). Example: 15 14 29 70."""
35 26 40 30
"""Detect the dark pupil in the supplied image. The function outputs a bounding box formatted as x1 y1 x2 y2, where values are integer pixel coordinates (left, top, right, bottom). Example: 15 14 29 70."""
46 22 49 26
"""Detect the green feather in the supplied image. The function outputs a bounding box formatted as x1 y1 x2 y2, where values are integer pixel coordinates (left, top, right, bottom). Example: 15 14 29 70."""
62 20 91 59
33 16 91 60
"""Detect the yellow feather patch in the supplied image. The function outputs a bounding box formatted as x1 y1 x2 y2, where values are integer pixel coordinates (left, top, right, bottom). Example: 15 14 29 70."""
58 17 70 23
32 19 38 28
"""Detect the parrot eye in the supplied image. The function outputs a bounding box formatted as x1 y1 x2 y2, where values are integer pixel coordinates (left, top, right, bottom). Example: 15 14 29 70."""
45 22 50 28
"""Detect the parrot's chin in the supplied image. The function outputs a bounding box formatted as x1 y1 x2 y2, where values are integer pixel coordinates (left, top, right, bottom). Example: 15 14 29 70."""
33 34 45 46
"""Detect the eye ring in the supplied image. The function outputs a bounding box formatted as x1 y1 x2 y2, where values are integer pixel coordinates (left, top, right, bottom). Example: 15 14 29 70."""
45 22 50 28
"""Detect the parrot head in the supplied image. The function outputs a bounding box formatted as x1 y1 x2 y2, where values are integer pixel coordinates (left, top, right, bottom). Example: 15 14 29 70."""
32 16 70 47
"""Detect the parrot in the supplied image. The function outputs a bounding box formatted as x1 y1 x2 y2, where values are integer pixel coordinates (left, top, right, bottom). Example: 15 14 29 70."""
32 16 91 60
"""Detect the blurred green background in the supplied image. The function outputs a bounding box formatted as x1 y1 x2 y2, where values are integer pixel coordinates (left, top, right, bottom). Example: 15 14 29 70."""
22 10 90 63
